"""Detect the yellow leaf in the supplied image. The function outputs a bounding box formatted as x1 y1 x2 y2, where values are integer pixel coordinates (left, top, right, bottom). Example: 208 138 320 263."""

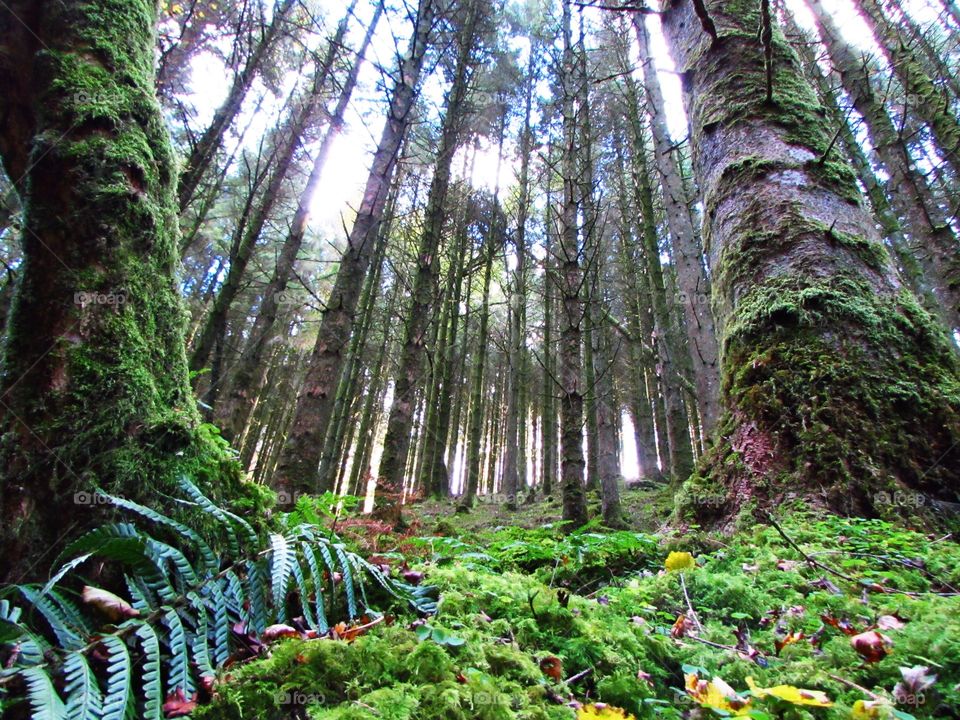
665 551 696 572
852 699 897 718
685 674 752 716
746 677 833 707
576 703 636 720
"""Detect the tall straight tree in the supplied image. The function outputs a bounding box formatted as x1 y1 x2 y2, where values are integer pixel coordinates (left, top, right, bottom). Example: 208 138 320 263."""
274 0 438 495
557 0 588 528
0 0 239 581
215 1 383 444
806 0 960 332
377 0 487 517
661 0 960 522
632 14 720 435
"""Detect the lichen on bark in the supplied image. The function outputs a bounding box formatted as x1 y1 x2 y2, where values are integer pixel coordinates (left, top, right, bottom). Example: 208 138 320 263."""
662 0 960 527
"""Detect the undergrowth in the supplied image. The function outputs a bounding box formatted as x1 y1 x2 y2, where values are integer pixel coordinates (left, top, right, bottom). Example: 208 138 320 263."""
194 507 960 719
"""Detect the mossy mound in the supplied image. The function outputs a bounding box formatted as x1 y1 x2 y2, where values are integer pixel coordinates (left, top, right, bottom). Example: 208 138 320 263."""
196 508 960 719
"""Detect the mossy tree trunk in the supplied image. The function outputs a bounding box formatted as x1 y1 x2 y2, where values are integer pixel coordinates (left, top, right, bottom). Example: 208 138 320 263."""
0 0 239 581
662 0 960 523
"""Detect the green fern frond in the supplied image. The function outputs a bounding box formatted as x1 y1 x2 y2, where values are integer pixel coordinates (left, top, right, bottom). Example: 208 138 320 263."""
131 623 162 720
268 533 294 617
21 666 66 720
19 587 84 651
99 635 133 720
160 608 194 698
63 651 102 720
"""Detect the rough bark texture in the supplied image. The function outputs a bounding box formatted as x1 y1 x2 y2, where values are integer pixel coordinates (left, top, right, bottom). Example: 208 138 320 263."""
662 0 960 524
273 0 436 495
0 0 241 581
558 0 588 529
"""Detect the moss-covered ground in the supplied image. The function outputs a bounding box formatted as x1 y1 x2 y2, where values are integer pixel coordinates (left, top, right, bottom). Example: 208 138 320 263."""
196 489 960 719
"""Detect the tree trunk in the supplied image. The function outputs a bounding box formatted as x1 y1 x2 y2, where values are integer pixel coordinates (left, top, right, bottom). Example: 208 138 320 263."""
0 0 240 581
177 0 300 212
558 0 588 529
377 0 484 518
662 0 960 523
274 0 437 495
806 0 960 332
632 14 721 436
214 3 382 444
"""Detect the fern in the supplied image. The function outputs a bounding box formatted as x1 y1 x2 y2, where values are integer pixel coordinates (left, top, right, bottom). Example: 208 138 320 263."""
21 666 66 720
63 652 102 720
0 479 437 718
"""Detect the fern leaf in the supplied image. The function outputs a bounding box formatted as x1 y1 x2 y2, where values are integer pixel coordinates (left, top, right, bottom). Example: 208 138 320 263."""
45 589 94 635
186 592 215 679
64 650 103 720
55 524 146 570
129 623 163 720
100 635 133 720
334 544 358 619
39 554 92 599
178 477 257 552
161 608 195 698
243 561 268 634
299 544 329 633
144 537 199 591
105 495 218 573
21 666 66 720
269 533 294 617
202 582 231 665
19 587 84 650
291 557 318 632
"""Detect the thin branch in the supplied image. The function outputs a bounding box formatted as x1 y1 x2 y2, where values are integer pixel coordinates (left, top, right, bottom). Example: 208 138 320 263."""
691 0 718 40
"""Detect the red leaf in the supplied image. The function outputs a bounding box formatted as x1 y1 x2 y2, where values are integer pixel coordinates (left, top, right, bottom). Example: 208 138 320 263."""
851 630 893 662
163 689 198 718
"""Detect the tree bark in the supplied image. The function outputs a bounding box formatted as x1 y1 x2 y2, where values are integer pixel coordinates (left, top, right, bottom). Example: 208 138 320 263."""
632 14 721 436
0 0 239 581
662 0 960 523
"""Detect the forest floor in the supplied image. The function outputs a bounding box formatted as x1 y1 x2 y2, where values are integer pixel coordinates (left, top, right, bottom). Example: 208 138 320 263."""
196 488 960 720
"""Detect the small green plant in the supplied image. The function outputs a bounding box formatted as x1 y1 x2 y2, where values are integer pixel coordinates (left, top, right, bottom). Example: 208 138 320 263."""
0 477 436 719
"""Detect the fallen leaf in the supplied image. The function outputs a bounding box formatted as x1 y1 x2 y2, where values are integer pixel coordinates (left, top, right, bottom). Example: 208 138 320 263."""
851 630 893 663
81 586 140 622
745 677 832 707
670 614 695 639
576 703 636 719
876 615 906 630
665 551 696 572
821 613 859 636
774 631 805 656
894 664 936 698
684 673 752 716
262 624 300 643
776 559 800 571
540 655 563 681
163 689 198 718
